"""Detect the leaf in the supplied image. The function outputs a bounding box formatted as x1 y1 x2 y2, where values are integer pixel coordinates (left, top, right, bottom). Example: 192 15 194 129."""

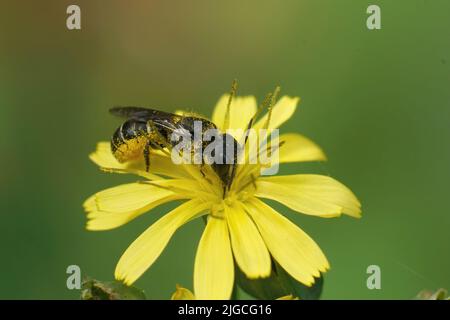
81 278 146 300
235 259 323 300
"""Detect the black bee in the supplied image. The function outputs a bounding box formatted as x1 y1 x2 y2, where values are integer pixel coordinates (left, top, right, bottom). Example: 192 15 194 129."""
109 106 240 191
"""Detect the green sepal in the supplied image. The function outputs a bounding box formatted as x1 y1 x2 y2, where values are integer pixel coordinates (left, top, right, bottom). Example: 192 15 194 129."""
81 278 146 300
415 288 449 300
235 259 323 300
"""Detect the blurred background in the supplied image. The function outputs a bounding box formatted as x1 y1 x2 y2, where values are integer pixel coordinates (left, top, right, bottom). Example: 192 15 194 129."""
0 0 449 299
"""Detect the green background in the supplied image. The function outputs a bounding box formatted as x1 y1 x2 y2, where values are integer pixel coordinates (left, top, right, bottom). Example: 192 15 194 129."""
1 0 449 299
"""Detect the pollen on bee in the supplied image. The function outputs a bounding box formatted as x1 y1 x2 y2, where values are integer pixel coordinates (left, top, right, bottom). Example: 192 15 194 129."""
113 136 147 163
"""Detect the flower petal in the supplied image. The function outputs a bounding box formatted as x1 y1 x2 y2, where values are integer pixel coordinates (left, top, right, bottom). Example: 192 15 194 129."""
253 96 299 130
247 132 326 175
255 174 361 218
194 216 234 300
244 198 329 286
147 179 216 201
89 141 190 179
278 133 327 163
83 182 181 230
148 153 192 179
225 203 271 279
115 200 209 285
212 95 257 136
89 141 125 169
86 183 173 213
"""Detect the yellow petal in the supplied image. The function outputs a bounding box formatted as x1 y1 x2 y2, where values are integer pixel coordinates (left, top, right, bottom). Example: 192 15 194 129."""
225 204 271 279
255 174 361 218
212 95 257 136
83 182 180 231
194 216 234 300
253 96 299 130
146 179 215 200
242 96 299 167
249 132 326 173
89 141 125 169
148 153 192 179
244 198 329 286
87 183 173 213
86 212 150 231
115 200 209 285
278 133 327 163
89 141 190 179
171 284 196 300
277 294 300 300
83 194 97 212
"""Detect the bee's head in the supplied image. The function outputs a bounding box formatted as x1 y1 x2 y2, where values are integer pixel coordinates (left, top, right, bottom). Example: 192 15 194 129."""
208 133 241 191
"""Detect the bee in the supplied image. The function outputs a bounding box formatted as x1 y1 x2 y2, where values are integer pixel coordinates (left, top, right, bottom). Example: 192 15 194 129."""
109 106 240 191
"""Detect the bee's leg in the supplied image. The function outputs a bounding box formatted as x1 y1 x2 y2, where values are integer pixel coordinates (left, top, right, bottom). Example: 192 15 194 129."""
199 163 206 178
199 163 215 187
227 163 237 190
147 120 172 153
144 140 151 172
250 173 257 189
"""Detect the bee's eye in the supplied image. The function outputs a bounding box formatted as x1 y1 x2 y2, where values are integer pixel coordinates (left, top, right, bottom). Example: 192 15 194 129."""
121 120 147 139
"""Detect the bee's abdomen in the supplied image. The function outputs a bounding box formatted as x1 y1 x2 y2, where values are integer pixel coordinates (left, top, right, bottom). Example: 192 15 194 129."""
111 119 148 163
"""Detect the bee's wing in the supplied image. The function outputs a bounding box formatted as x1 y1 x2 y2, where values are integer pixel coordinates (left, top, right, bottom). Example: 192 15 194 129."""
150 118 176 131
154 117 189 133
109 106 156 119
150 118 194 144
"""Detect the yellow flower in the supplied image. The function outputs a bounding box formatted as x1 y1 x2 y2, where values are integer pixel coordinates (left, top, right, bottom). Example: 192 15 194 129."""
83 92 361 300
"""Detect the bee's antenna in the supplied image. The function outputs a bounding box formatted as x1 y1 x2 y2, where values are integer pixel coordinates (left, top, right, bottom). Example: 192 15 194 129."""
263 86 281 130
223 79 238 130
